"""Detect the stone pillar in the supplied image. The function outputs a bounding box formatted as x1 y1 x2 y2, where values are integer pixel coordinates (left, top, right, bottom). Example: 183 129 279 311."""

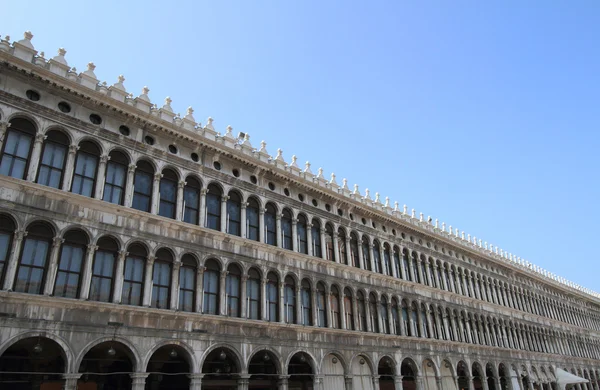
176 180 185 221
326 285 333 328
62 373 81 390
94 154 110 199
373 375 380 389
314 375 324 390
240 202 247 238
394 376 404 390
345 375 354 390
345 235 353 266
62 144 79 191
43 236 64 295
295 284 302 324
278 375 290 390
292 219 298 252
130 373 149 390
142 255 155 306
26 132 46 181
237 374 251 390
311 287 319 326
398 248 407 280
150 173 162 214
364 295 372 332
79 244 98 300
467 376 474 390
279 281 285 323
339 291 347 330
259 208 265 243
220 270 228 315
188 374 204 390
376 297 384 333
240 275 248 318
391 250 399 278
416 253 425 284
221 195 229 233
352 297 360 331
332 232 340 263
437 376 443 390
199 189 208 227
442 314 451 340
306 222 313 256
357 236 365 269
276 214 282 248
124 164 136 207
2 230 26 291
112 250 128 303
195 267 204 313
416 377 424 390
170 261 181 309
261 279 268 321
320 228 327 260
369 243 377 273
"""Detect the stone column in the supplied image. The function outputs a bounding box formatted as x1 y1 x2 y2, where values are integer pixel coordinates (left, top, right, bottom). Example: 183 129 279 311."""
279 281 285 323
345 235 353 266
94 154 110 199
339 291 347 330
261 278 268 321
467 376 475 390
391 250 399 278
220 270 228 315
278 375 290 390
237 374 251 390
195 267 204 313
388 301 395 334
434 309 443 340
311 287 319 326
364 295 372 332
62 373 81 390
376 297 384 333
292 219 298 252
221 195 229 233
199 189 208 227
442 314 451 340
416 377 424 390
320 228 327 260
26 132 46 181
150 173 162 215
398 247 407 280
352 297 360 331
112 250 128 303
0 121 11 151
62 144 79 191
295 284 302 324
332 232 340 263
259 208 265 243
130 373 149 390
2 230 26 291
176 180 185 221
306 222 313 256
326 285 333 328
345 375 353 390
124 164 136 207
170 261 181 309
79 244 98 300
357 235 365 269
142 255 155 306
276 214 282 248
373 375 380 390
436 376 443 390
43 236 64 295
240 275 248 318
240 202 247 238
314 375 324 390
188 374 204 390
369 243 377 273
416 254 425 284
394 375 404 390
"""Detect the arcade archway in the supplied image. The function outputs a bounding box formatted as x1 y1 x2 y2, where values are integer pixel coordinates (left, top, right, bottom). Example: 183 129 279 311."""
145 345 192 390
288 352 314 390
78 341 135 390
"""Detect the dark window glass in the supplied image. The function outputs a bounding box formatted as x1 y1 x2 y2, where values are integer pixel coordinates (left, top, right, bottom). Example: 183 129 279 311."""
158 170 177 219
246 198 259 241
284 277 295 324
281 210 292 250
362 238 372 271
37 131 67 189
297 215 307 254
203 261 219 314
206 185 221 231
392 301 401 335
89 114 102 124
317 284 327 327
132 161 153 212
54 232 86 298
0 216 15 285
14 223 52 295
58 102 71 113
383 246 392 276
90 249 115 302
393 249 401 279
338 231 348 265
381 299 390 334
183 178 200 225
151 260 171 309
0 126 33 179
226 268 240 317
325 225 334 261
358 294 367 331
266 274 278 322
227 192 241 236
350 234 360 268
179 256 196 312
369 295 379 333
26 90 40 101
330 287 341 329
344 290 354 330
247 269 261 320
103 152 128 205
402 251 410 281
300 281 311 326
265 204 276 246
122 250 145 306
118 125 130 136
311 222 321 258
71 142 99 197
402 304 411 336
373 242 382 274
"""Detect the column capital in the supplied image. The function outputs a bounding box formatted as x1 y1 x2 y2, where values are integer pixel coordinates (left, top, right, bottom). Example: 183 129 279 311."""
86 244 99 252
154 173 163 181
15 230 28 240
62 373 82 380
52 236 64 248
118 250 129 259
259 208 265 214
221 195 230 202
34 132 47 143
146 255 155 265
178 180 187 188
0 121 11 132
69 144 80 154
173 261 182 270
201 188 209 195
100 154 111 164
128 163 137 173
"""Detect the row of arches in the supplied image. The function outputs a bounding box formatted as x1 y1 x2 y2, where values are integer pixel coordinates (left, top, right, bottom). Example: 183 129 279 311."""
2 332 594 390
0 115 598 332
0 215 599 361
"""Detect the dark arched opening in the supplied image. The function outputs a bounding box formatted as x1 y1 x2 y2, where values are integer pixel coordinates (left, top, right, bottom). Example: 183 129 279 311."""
201 348 240 390
288 352 313 390
146 345 191 390
248 350 278 389
79 340 134 390
378 357 395 390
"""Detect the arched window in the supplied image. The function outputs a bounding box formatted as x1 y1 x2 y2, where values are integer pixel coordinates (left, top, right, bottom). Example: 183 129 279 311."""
158 169 178 219
36 130 68 189
430 305 439 339
330 285 341 329
372 240 382 274
444 265 451 291
281 209 293 250
411 303 420 337
0 118 35 179
311 219 321 258
264 203 277 246
183 177 201 225
369 293 379 333
402 301 411 336
300 279 312 325
179 254 196 312
203 259 220 314
151 248 173 309
122 243 147 306
357 291 367 331
246 197 260 241
393 246 401 279
266 272 279 322
381 296 390 334
227 191 242 236
89 236 118 302
448 309 456 341
102 150 128 205
132 160 154 212
438 308 447 340
206 184 222 231
338 228 348 264
411 252 420 283
344 288 354 330
325 224 335 261
247 268 261 320
402 249 410 281
382 244 391 276
297 214 308 254
54 229 88 298
0 214 16 286
362 236 372 271
420 255 429 286
71 140 100 197
226 264 241 317
350 232 359 268
316 282 327 327
421 304 429 338
391 298 401 335
284 276 296 324
14 222 53 294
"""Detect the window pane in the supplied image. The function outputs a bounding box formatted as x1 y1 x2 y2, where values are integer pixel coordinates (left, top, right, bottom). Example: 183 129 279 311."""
0 131 32 179
54 244 84 298
14 238 49 294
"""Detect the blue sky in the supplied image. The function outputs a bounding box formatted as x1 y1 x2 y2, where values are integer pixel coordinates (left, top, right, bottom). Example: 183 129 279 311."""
4 1 599 291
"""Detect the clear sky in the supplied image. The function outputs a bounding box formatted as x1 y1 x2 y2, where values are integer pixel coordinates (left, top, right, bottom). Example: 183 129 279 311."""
3 1 599 291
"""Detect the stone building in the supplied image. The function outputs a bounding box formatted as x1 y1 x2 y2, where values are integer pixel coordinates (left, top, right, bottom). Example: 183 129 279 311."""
0 31 598 390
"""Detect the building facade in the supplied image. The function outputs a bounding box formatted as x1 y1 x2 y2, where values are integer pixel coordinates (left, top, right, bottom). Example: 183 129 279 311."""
0 31 598 390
